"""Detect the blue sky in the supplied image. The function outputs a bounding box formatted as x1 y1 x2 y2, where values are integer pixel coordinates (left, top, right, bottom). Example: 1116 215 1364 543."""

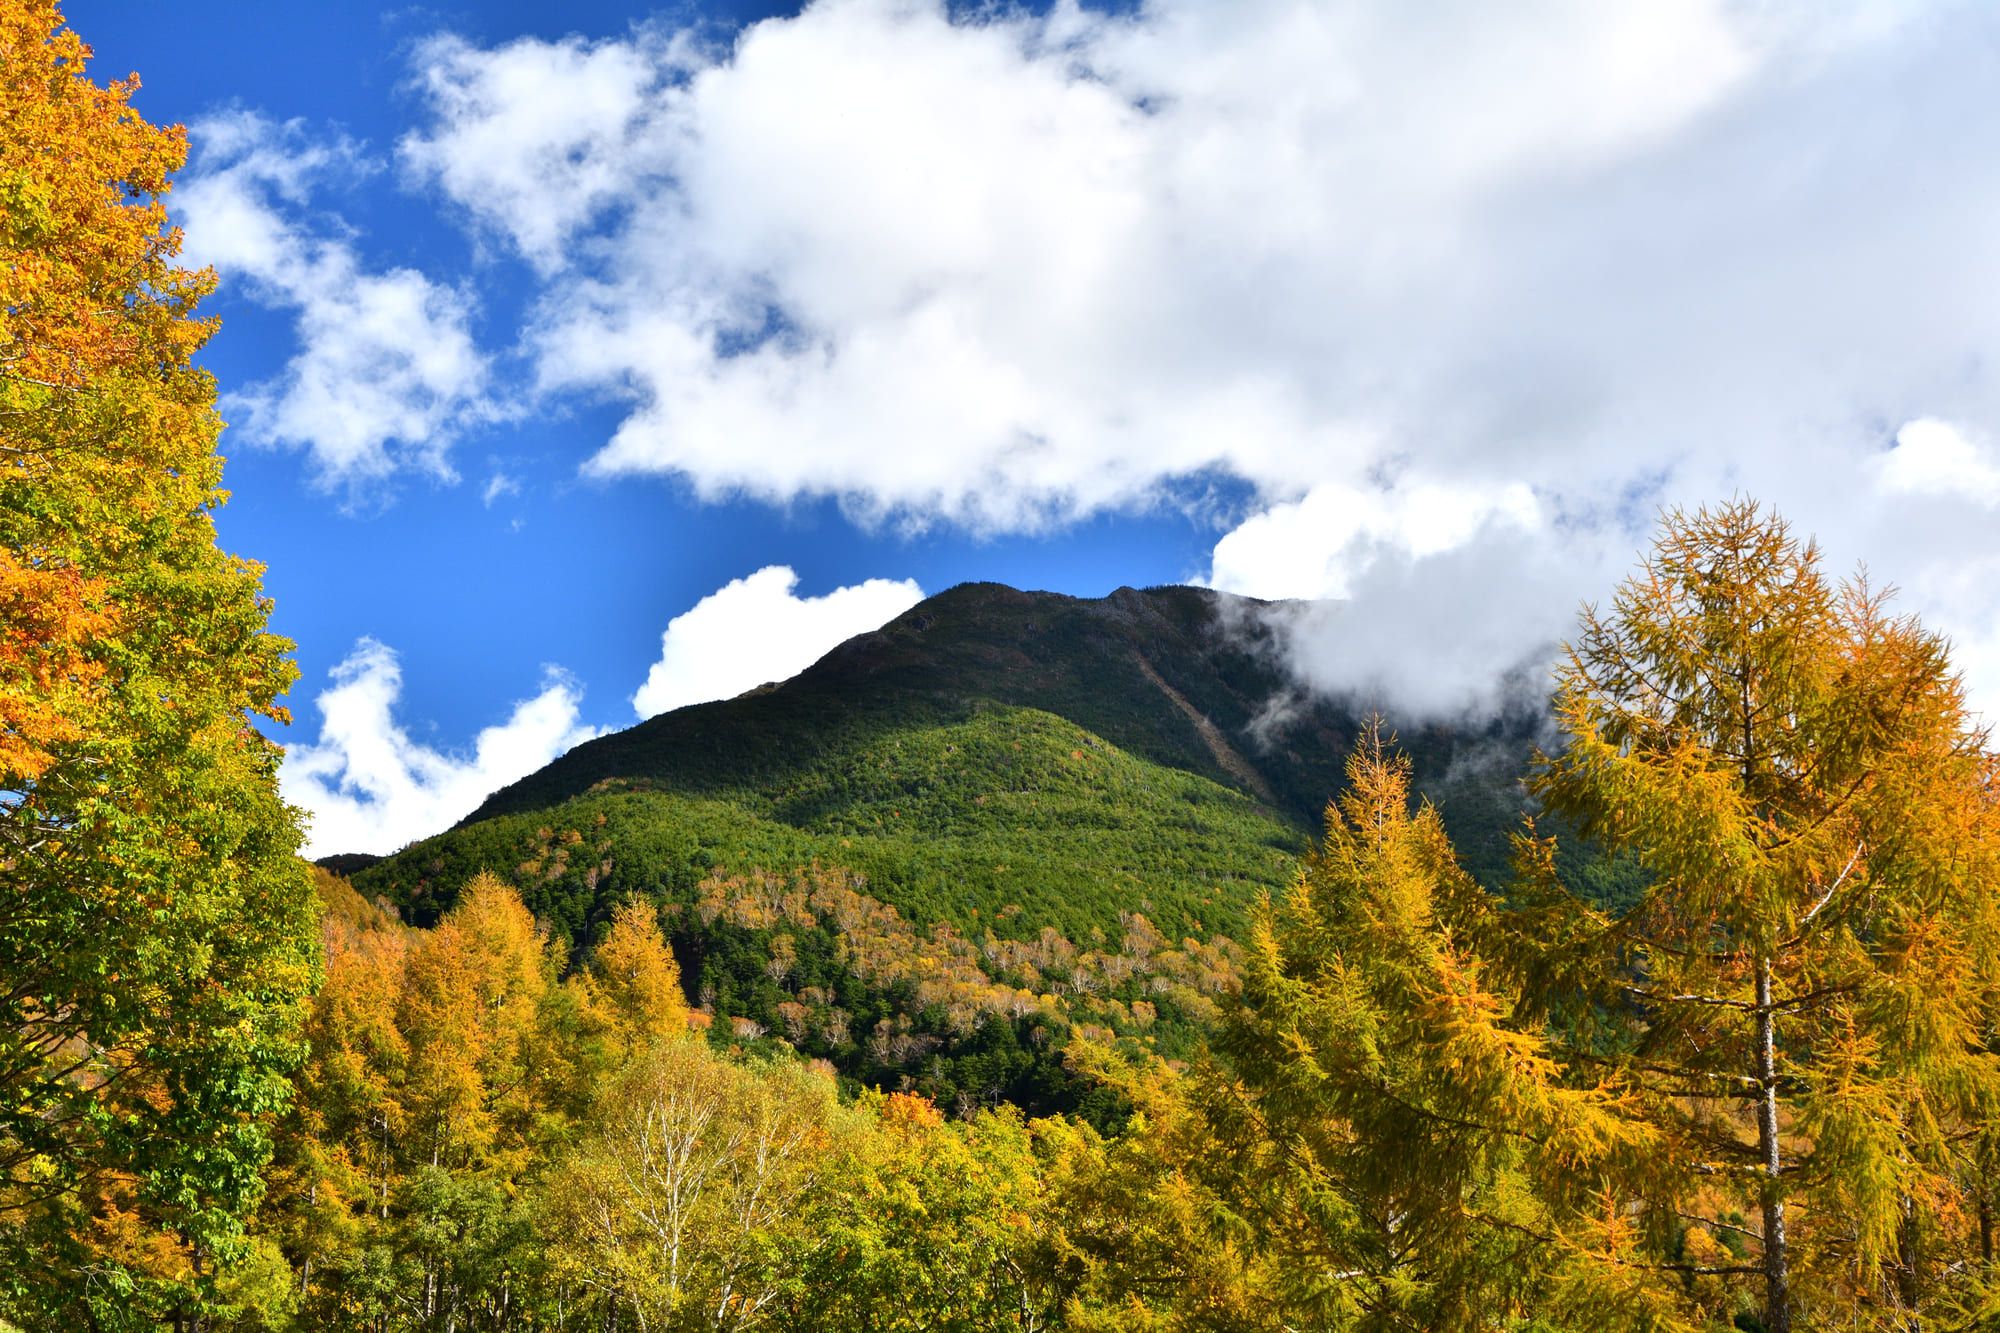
71 0 1226 851
63 0 2000 853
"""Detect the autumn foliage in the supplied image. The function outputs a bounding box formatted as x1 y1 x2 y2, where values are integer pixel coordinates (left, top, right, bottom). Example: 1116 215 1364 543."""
38 503 1984 1333
0 1 317 1326
0 0 226 778
1516 501 2000 1328
7 4 2000 1326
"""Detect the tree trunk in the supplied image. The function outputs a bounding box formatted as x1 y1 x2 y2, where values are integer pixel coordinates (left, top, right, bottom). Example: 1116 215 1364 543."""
1755 955 1791 1333
303 1180 316 1297
1895 1196 1921 1313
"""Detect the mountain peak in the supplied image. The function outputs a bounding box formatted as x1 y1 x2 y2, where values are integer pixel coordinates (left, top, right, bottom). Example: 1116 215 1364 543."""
452 581 1536 890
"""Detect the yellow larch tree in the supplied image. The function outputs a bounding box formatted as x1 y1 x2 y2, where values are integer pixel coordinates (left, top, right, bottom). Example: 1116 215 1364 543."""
577 898 690 1060
1511 500 2000 1330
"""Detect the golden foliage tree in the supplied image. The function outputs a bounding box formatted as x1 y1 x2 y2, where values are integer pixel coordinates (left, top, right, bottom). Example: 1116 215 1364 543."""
794 1091 1074 1331
1510 500 2000 1330
578 899 690 1060
0 1 318 1326
1165 731 1668 1331
400 872 553 1171
1055 505 2000 1332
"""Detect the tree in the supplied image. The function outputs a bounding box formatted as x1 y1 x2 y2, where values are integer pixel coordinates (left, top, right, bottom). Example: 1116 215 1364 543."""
793 1092 1065 1331
1181 729 1666 1332
544 1038 853 1331
260 871 412 1327
400 872 553 1174
1514 500 2000 1330
577 899 690 1062
0 1 319 1324
264 871 576 1330
1067 505 1999 1332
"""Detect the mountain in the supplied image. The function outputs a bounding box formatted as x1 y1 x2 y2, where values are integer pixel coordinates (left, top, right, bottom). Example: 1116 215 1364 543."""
344 582 1565 1118
463 581 1545 868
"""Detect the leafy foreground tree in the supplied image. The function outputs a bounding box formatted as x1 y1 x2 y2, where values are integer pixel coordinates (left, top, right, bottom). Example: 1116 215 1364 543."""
548 1040 1103 1333
249 873 690 1330
1503 500 2000 1330
0 0 320 1327
1060 733 1677 1332
543 1039 854 1329
248 868 1092 1331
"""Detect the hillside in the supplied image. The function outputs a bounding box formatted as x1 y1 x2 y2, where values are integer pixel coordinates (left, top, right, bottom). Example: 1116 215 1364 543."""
345 582 1566 1116
357 583 1556 926
355 703 1301 945
460 582 1547 878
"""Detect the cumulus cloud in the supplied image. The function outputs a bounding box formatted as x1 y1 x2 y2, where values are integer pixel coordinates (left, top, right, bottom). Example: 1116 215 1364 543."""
386 0 1791 529
379 0 2000 711
1207 480 1543 603
1877 418 2000 506
177 111 492 486
399 30 686 273
633 566 925 718
281 639 599 856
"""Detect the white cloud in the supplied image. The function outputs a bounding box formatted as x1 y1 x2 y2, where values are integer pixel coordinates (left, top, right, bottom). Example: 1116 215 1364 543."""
399 30 688 273
482 471 521 505
281 639 599 856
1206 479 1567 714
1250 528 1607 718
1876 418 2000 505
633 566 924 718
177 111 492 486
1207 479 1543 602
394 0 1771 531
382 0 2000 712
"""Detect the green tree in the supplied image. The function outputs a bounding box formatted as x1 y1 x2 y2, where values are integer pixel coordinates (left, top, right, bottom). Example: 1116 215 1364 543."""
0 1 320 1326
1514 500 2000 1330
793 1091 1064 1332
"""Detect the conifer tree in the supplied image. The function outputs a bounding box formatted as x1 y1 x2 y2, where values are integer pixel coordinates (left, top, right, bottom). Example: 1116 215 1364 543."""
1192 728 1671 1332
1513 500 2000 1330
578 899 690 1060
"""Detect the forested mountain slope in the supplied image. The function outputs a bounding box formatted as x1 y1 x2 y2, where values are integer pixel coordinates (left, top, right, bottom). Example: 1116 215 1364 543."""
351 583 1558 938
341 584 1560 1116
466 581 1545 876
